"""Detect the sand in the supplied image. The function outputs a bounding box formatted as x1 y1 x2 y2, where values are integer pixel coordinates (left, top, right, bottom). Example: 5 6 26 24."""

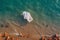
0 20 60 40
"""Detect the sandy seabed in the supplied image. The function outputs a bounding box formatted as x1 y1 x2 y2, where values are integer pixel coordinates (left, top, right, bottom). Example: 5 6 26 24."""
0 20 60 40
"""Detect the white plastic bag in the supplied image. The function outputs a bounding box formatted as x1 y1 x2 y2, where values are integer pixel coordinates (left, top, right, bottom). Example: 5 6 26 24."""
22 11 33 22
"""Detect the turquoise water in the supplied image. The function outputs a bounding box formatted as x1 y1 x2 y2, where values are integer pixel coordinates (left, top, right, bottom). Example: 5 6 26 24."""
0 0 60 27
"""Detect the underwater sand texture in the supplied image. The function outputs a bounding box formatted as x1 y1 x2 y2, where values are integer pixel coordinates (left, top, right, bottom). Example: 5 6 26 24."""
0 20 60 40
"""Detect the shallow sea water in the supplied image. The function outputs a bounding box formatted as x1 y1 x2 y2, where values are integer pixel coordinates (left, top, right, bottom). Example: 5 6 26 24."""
0 0 60 28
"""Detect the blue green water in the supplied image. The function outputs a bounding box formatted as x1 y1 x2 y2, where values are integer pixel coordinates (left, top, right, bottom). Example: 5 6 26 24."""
0 0 60 27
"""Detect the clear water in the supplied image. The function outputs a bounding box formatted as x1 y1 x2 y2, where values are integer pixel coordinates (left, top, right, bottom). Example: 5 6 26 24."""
0 0 60 27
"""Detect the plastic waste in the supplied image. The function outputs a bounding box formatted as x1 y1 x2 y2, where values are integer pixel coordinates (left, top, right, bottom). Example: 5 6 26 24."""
22 11 33 22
